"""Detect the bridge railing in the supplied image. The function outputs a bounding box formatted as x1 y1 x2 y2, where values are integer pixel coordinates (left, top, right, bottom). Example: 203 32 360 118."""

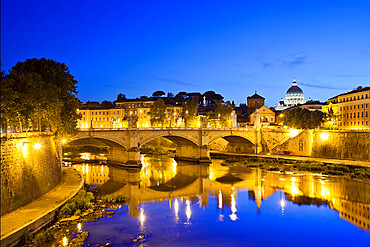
77 127 255 131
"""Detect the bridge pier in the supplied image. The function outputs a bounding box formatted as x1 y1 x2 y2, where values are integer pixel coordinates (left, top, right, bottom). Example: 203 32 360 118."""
108 147 142 167
126 147 142 166
175 145 211 163
254 129 263 154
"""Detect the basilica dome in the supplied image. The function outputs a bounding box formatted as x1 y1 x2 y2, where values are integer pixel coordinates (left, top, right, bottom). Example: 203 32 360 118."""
286 83 304 95
283 78 306 106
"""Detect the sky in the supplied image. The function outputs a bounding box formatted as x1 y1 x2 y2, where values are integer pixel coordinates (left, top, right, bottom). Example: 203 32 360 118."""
2 0 370 106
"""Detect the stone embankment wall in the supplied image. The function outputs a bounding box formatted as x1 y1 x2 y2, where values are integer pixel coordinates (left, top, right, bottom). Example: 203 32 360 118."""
279 130 370 161
311 130 370 161
1 132 62 216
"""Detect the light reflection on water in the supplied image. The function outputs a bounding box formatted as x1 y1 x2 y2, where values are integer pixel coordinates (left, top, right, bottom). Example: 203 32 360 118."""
72 155 370 246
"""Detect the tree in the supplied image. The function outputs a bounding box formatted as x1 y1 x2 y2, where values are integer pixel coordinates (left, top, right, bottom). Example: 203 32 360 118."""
148 99 167 127
101 100 114 108
207 100 233 128
174 92 187 104
203 91 224 105
117 93 126 101
182 100 199 127
3 58 81 136
284 108 325 129
152 90 165 97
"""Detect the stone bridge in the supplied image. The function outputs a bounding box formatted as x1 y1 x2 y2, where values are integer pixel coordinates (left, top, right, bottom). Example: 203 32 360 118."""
67 127 299 165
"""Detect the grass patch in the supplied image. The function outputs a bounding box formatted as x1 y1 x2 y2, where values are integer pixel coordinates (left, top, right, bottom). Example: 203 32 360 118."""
58 190 94 218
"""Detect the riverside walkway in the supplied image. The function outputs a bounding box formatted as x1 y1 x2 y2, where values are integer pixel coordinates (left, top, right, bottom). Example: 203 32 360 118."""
0 167 84 247
211 151 370 168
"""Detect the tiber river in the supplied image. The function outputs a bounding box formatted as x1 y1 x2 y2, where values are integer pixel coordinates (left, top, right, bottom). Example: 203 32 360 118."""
68 154 370 246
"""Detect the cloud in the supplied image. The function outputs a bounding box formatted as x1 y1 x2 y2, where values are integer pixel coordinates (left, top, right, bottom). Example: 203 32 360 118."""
283 56 307 67
149 76 194 87
300 82 345 90
258 54 308 69
262 62 272 69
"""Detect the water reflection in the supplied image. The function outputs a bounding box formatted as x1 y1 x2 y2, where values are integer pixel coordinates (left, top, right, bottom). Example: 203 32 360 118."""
72 155 370 233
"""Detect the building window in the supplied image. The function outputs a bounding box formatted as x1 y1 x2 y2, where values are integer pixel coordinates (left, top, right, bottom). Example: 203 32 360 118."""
103 112 105 115
99 112 101 115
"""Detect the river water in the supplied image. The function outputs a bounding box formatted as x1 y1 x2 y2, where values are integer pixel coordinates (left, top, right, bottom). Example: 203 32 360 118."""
70 155 370 246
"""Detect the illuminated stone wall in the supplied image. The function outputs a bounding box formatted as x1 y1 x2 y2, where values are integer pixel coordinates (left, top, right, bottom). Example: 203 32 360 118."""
311 130 370 160
278 130 370 160
1 133 62 215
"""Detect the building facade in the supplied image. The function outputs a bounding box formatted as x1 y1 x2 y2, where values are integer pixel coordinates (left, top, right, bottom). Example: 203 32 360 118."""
78 98 185 129
250 105 276 126
323 86 370 130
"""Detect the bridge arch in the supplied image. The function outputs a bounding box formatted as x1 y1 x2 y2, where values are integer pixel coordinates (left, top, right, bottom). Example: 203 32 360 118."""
209 134 255 154
66 137 128 150
208 134 255 146
139 133 199 147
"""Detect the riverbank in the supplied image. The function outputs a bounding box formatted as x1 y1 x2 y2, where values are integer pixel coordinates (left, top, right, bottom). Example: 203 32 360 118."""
211 151 370 181
210 151 370 168
0 167 84 247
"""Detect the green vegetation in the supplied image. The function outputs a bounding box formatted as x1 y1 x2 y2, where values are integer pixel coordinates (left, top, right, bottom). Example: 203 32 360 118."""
104 195 126 203
25 228 55 246
219 157 370 180
182 100 199 127
64 145 109 153
140 137 175 155
207 100 233 128
283 108 325 129
1 58 81 136
149 99 167 127
58 190 94 218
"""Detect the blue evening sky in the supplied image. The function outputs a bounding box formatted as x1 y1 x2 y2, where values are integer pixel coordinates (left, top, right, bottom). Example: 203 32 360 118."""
2 0 370 106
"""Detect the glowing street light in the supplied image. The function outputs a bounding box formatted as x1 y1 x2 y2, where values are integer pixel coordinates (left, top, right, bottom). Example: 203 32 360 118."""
320 132 329 141
62 139 66 144
34 143 41 150
289 129 299 137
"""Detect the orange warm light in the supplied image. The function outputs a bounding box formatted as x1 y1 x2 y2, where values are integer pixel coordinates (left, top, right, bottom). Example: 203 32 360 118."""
34 143 41 150
289 129 299 137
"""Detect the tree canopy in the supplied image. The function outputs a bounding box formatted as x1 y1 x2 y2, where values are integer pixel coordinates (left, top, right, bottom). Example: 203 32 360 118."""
148 99 167 127
152 90 165 97
116 93 126 101
283 108 325 129
0 58 81 136
207 100 233 128
182 100 199 127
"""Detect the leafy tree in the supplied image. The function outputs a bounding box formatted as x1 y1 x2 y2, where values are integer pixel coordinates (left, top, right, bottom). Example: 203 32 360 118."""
152 90 165 97
167 92 174 98
203 91 224 105
148 99 167 127
182 100 199 127
284 108 325 129
101 100 114 108
174 91 187 104
208 100 233 128
117 93 126 101
2 58 81 136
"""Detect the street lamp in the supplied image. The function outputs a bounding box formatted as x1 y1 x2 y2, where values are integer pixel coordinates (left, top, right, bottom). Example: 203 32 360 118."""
34 143 41 150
